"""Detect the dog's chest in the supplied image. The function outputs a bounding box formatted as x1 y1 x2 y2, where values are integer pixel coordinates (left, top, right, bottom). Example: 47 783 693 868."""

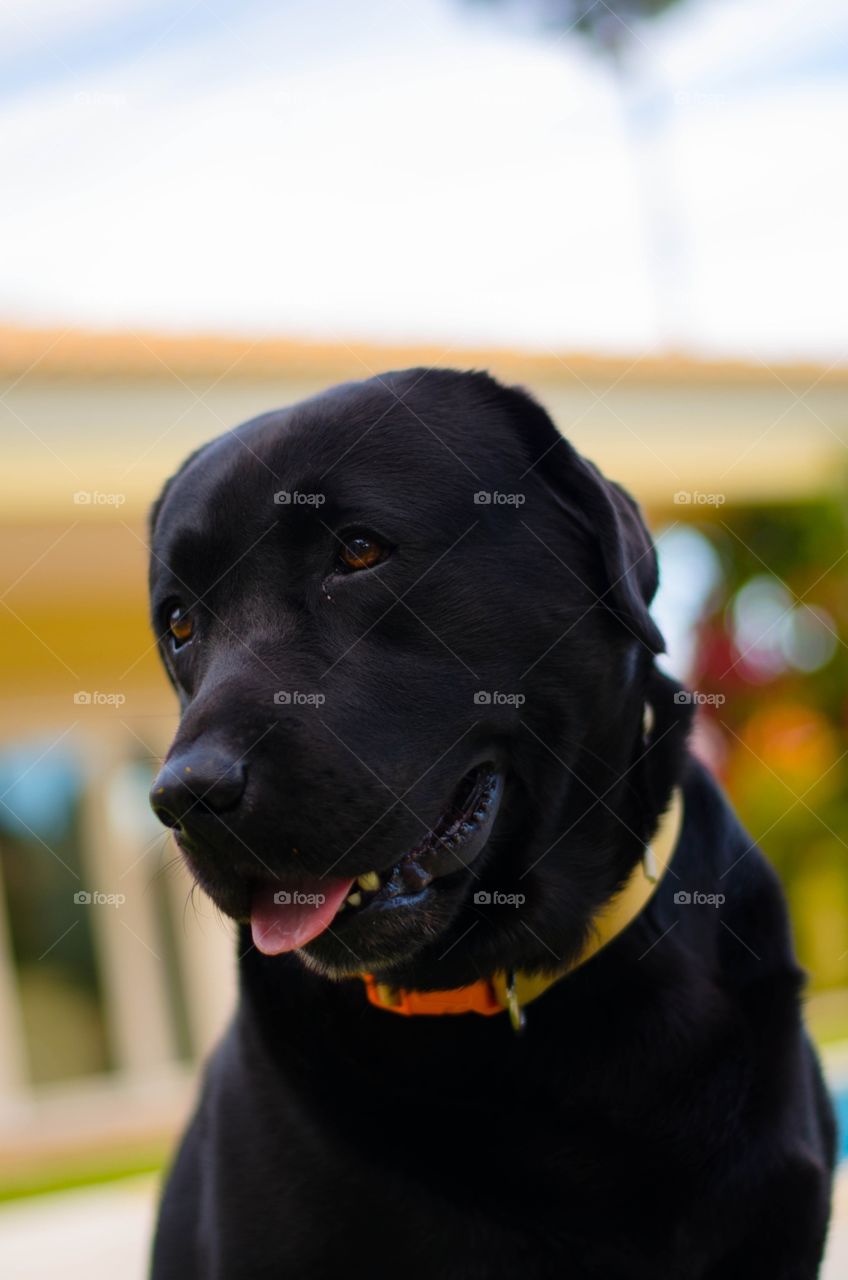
199 1052 696 1280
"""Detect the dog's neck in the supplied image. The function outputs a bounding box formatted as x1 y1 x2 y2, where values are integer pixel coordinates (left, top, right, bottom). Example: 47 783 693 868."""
358 783 683 1030
366 668 693 994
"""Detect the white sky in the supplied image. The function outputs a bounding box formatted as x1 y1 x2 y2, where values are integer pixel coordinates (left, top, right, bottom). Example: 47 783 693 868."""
0 0 846 358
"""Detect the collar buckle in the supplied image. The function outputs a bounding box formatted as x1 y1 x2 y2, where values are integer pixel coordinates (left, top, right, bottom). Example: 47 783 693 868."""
504 969 526 1034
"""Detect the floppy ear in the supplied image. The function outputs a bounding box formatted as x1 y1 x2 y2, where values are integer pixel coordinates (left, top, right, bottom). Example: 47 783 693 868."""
498 380 665 656
558 454 665 655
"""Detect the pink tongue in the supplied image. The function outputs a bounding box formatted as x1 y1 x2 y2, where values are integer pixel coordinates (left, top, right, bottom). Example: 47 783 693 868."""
250 878 354 955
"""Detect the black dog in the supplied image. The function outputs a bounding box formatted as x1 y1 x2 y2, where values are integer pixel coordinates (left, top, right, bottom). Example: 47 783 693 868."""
147 370 835 1279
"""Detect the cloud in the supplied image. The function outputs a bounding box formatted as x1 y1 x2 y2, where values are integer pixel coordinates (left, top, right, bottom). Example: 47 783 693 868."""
0 0 844 357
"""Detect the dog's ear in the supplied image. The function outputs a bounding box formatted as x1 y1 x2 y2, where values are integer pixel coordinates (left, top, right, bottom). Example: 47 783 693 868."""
561 456 665 655
496 379 665 656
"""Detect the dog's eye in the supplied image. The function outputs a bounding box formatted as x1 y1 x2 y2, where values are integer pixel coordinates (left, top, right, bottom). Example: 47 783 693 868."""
337 533 388 573
168 605 194 647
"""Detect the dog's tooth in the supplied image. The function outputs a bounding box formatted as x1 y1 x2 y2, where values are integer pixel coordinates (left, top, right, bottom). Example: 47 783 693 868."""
401 860 432 893
356 871 381 893
346 891 362 908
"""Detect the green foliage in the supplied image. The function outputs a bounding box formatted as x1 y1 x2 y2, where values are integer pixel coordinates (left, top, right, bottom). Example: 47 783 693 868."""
683 495 848 993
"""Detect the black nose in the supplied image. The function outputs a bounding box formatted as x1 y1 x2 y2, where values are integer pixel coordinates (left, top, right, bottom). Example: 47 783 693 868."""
149 746 247 830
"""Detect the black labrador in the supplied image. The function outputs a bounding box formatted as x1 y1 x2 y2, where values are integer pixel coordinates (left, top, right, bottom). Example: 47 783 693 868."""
147 370 835 1279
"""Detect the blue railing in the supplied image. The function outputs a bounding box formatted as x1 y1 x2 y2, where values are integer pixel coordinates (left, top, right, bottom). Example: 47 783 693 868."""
835 1086 847 1163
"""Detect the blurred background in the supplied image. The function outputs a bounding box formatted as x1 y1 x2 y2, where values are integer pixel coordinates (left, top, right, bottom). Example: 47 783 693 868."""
0 0 846 1275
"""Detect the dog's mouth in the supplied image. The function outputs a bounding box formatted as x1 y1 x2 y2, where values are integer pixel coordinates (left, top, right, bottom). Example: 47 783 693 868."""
250 763 504 958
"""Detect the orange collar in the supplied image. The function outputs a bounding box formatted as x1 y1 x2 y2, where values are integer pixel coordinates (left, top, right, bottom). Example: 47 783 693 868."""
360 788 683 1032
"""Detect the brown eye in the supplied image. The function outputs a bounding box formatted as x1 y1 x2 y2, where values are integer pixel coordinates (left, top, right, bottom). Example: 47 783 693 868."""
168 605 194 646
337 534 387 573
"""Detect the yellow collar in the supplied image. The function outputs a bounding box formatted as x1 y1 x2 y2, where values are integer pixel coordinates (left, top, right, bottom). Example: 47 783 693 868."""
361 787 683 1031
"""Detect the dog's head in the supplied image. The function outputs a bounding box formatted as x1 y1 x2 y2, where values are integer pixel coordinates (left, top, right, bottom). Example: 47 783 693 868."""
148 369 683 985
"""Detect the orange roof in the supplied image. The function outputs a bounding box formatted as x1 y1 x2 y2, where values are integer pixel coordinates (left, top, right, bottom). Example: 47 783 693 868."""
2 325 845 386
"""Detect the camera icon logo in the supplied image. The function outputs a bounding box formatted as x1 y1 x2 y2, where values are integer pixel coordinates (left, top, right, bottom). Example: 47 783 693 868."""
473 691 492 705
473 491 492 505
273 891 292 905
74 891 92 904
673 891 692 905
274 692 292 705
73 691 92 705
473 891 492 904
674 691 693 704
274 491 292 504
